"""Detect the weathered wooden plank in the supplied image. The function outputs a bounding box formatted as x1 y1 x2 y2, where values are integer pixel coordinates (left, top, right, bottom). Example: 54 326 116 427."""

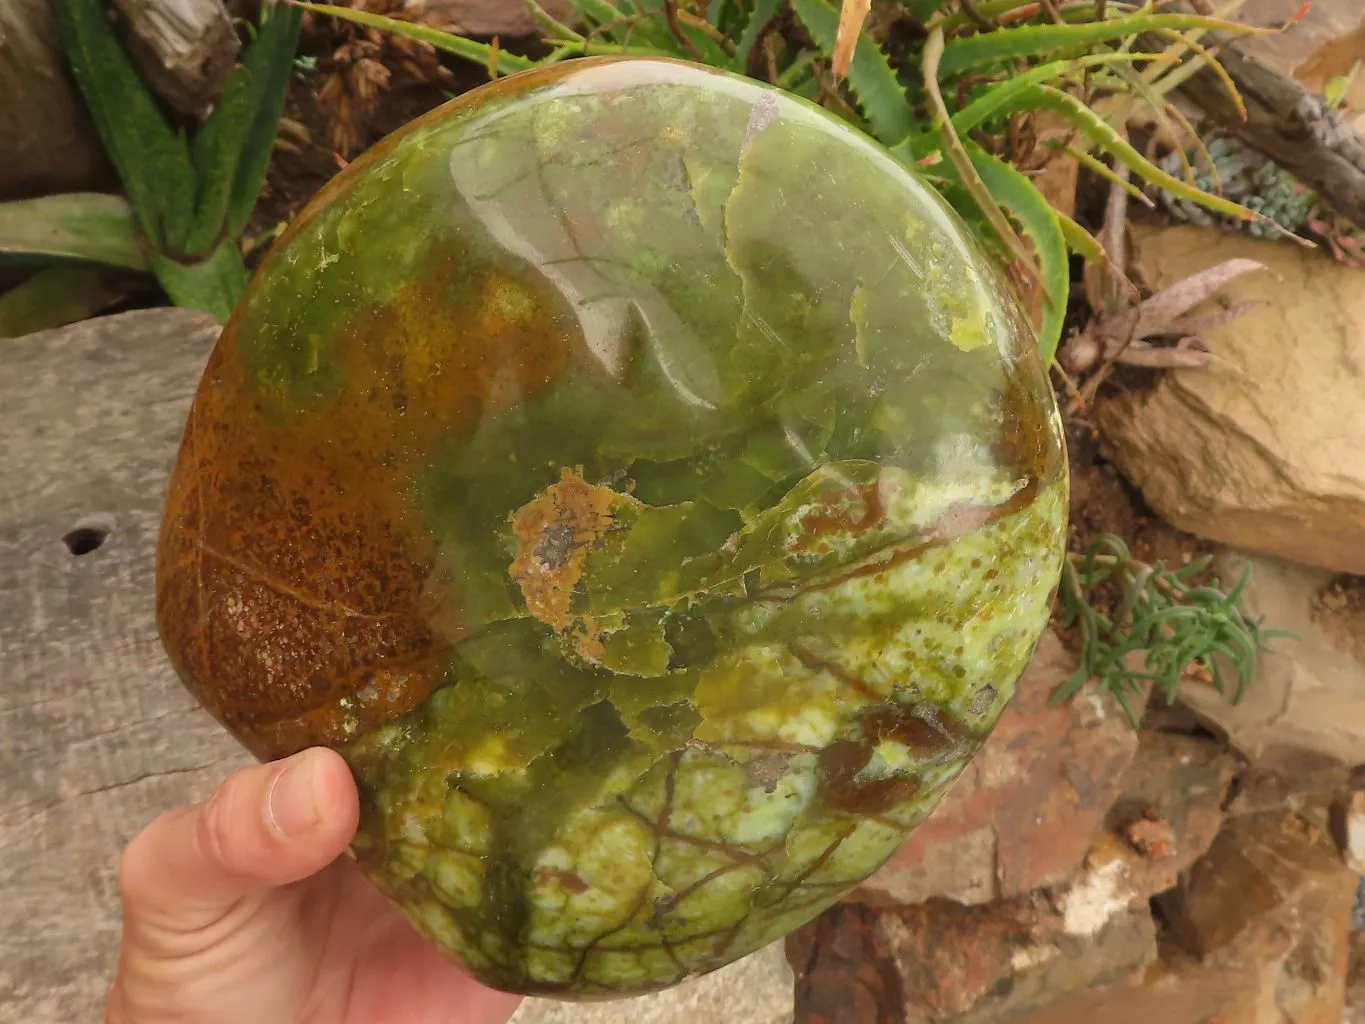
0 309 248 1023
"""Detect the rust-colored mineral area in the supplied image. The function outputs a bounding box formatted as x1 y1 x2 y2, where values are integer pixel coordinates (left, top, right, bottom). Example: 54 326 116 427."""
156 256 577 760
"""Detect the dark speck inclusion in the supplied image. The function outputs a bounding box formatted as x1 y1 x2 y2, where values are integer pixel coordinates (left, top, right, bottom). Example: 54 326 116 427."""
155 57 1068 998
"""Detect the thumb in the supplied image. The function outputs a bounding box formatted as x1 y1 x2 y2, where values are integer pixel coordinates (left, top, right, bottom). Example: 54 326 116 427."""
118 747 360 928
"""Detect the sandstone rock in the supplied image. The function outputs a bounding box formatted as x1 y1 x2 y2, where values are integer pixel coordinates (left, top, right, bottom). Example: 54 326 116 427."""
1224 747 1354 818
1162 812 1352 959
1095 731 1237 899
1332 791 1365 873
1005 960 1262 1024
410 0 576 36
851 631 1145 907
785 904 903 1024
1015 811 1359 1024
790 869 1156 1024
1162 814 1358 1024
1176 551 1365 769
1348 921 1364 1024
1096 225 1365 576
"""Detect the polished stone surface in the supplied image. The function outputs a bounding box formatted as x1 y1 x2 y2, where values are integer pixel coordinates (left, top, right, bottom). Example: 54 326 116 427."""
155 56 1067 997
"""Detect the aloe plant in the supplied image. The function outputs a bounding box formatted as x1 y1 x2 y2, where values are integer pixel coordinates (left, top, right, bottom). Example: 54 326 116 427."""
0 0 302 326
298 0 1274 365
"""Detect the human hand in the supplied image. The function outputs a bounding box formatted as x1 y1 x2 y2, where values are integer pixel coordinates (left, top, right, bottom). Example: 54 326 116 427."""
106 746 524 1024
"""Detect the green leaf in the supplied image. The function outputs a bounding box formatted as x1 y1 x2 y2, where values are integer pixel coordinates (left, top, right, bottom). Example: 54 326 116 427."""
735 0 779 64
962 143 1068 365
522 0 583 41
921 27 1034 284
186 68 254 256
952 52 1167 134
1055 211 1107 264
0 266 137 338
298 3 537 73
48 0 196 252
0 194 149 271
789 0 916 143
906 0 946 20
1013 84 1266 225
226 2 304 240
938 14 1256 77
627 0 737 64
149 238 250 321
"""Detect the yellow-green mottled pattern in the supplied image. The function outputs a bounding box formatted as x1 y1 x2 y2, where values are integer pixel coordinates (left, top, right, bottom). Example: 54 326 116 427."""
157 56 1068 999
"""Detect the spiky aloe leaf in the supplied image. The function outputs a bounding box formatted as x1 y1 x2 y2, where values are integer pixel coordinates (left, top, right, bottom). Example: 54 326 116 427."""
48 0 196 251
629 0 737 66
736 0 779 65
1009 84 1270 227
921 27 1033 281
225 2 304 239
937 14 1259 77
185 67 255 256
565 0 677 49
522 0 583 40
0 194 149 271
790 0 916 144
1056 211 1109 264
952 52 1168 134
964 143 1069 364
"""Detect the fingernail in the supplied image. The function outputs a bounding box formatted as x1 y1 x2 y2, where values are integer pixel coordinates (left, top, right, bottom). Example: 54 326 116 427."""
268 751 321 837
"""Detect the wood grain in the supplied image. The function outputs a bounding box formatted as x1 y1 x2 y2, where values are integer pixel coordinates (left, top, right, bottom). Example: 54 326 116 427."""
0 309 249 1023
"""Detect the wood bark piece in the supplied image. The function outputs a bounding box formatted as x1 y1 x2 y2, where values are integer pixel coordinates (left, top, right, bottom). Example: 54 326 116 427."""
1153 4 1365 228
0 0 112 200
112 0 241 116
0 309 249 1023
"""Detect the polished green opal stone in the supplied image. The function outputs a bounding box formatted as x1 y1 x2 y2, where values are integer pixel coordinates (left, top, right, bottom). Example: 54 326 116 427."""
155 56 1068 998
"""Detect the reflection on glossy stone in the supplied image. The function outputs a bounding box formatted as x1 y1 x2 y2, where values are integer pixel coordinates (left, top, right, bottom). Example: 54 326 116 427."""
155 56 1068 998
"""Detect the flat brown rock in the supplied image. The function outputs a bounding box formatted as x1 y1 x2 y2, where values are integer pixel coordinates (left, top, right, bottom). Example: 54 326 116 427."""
1176 551 1365 769
790 872 1156 1023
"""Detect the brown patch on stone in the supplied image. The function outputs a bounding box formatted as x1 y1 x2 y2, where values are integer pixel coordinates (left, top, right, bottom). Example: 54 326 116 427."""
790 478 891 555
155 172 583 762
859 702 977 755
535 866 591 895
816 740 922 817
508 466 631 654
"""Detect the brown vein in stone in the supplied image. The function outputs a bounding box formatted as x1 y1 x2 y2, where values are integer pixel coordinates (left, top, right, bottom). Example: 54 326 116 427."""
787 643 884 702
756 476 1040 604
617 802 769 866
777 822 858 904
528 924 738 957
658 750 682 833
567 885 660 986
